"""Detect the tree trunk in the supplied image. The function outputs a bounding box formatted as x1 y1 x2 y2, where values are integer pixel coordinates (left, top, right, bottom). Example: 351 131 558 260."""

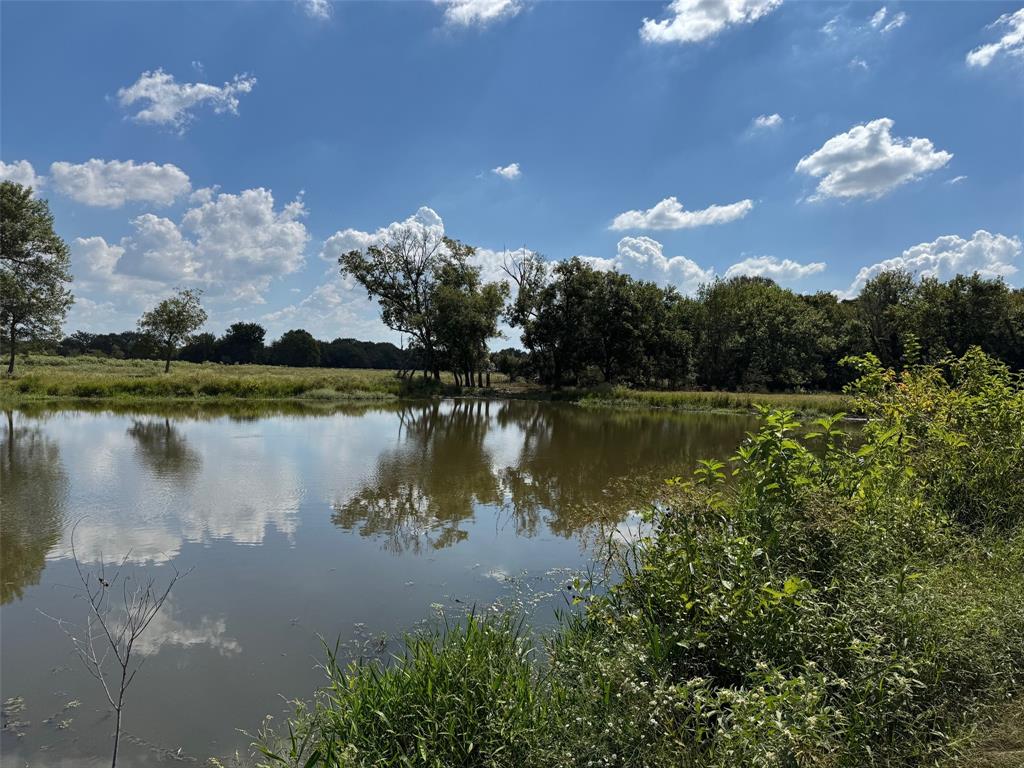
164 348 172 374
486 371 491 387
7 322 15 374
477 370 483 387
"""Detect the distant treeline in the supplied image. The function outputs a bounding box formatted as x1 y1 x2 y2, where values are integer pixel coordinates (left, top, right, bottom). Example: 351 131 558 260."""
42 268 1024 390
54 324 410 370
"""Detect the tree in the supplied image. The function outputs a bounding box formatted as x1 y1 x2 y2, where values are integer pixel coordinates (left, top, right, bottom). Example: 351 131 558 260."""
137 289 207 373
269 329 321 367
433 260 508 386
178 332 218 363
0 181 74 373
857 269 915 368
217 321 266 364
340 216 472 380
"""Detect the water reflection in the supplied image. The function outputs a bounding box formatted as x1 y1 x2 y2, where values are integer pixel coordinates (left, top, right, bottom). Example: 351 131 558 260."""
331 400 755 552
332 401 504 553
1 411 69 604
127 418 202 481
1 400 761 765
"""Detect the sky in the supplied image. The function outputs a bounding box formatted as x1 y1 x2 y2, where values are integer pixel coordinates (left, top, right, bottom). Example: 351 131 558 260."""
1 0 1023 344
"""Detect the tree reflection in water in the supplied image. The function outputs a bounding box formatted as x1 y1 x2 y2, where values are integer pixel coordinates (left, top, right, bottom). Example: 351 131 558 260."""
332 400 753 553
1 411 68 604
127 418 202 481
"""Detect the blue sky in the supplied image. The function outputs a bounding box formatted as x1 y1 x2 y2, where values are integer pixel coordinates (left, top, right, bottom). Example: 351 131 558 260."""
2 0 1022 343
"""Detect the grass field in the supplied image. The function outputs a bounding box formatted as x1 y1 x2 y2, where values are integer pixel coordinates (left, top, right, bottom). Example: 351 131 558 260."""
1 354 852 415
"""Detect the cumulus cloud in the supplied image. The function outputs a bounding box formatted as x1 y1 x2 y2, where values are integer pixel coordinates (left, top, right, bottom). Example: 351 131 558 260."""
640 0 782 45
182 188 310 301
0 160 44 191
610 195 754 231
840 230 1022 298
49 159 191 207
435 0 522 27
74 187 308 305
796 118 951 201
320 206 445 265
724 255 825 281
966 8 1024 68
751 113 783 130
117 68 256 132
492 162 521 180
188 185 219 205
614 236 716 292
297 0 331 20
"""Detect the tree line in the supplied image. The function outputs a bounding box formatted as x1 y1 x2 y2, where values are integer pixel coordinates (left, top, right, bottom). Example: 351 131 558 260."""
340 222 1024 391
4 179 1024 389
56 324 410 371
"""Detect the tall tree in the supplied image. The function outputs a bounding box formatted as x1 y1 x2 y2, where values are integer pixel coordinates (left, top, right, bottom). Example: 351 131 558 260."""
0 182 74 373
217 321 266 364
433 260 508 386
138 289 207 373
269 329 321 367
340 218 472 380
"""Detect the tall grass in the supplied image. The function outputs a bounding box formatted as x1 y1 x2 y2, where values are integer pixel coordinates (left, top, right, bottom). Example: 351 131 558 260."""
579 385 853 416
0 355 428 402
256 348 1024 767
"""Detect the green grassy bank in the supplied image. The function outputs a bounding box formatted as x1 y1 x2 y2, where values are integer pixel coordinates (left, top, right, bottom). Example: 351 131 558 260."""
253 349 1024 768
0 355 851 415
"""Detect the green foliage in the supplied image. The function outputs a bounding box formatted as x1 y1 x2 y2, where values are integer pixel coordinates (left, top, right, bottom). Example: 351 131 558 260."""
270 329 322 367
258 349 1024 767
257 615 552 768
0 181 74 373
138 288 208 372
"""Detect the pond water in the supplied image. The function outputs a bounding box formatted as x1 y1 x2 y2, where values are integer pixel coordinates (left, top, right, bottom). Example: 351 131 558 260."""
0 400 758 766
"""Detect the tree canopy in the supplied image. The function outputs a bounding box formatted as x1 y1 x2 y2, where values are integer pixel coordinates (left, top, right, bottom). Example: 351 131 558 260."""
0 181 73 373
138 289 208 373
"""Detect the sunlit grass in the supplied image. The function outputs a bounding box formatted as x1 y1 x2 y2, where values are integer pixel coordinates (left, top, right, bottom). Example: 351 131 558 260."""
579 385 853 416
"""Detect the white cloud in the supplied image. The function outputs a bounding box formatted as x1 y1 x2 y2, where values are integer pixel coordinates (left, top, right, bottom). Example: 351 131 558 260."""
869 6 906 33
796 118 951 201
188 185 219 205
436 0 522 27
640 0 782 45
724 255 825 282
119 214 200 282
579 236 714 293
297 0 331 20
117 68 256 132
182 188 309 302
946 175 968 185
966 8 1024 68
615 236 715 292
320 206 445 264
49 159 191 207
849 57 869 71
840 230 1022 298
74 187 308 307
610 195 753 231
0 160 44 191
751 113 783 130
492 162 521 180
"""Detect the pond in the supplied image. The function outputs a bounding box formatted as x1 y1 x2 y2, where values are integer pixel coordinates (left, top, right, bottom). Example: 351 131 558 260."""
0 400 758 766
